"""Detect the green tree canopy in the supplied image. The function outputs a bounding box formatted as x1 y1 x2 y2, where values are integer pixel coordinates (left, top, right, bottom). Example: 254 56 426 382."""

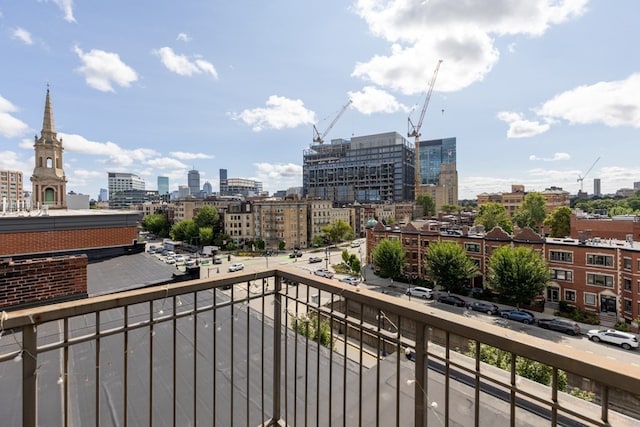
198 226 214 246
341 249 362 275
474 203 513 233
141 213 170 237
321 219 354 246
424 241 478 294
170 219 198 243
193 205 220 229
416 194 436 217
513 192 547 230
371 238 406 279
544 206 572 238
487 246 549 306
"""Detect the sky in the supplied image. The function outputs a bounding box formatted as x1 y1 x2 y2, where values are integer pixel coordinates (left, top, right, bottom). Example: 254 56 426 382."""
0 0 639 201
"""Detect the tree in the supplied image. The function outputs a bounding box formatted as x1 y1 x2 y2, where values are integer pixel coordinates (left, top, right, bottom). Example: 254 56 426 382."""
193 205 219 229
474 203 513 233
341 249 362 275
416 194 436 217
424 241 478 294
371 239 406 279
141 213 170 237
321 219 354 246
513 192 547 230
170 219 198 242
198 226 214 246
544 206 571 238
487 246 549 306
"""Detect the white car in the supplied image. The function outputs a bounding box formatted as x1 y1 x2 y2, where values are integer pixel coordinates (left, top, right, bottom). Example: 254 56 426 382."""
314 268 334 279
339 277 359 286
350 241 361 248
174 255 185 263
164 256 176 264
587 329 639 350
405 286 434 300
228 263 245 272
185 258 196 266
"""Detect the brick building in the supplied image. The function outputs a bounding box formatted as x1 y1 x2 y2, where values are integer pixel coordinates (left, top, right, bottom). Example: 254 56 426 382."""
366 219 640 329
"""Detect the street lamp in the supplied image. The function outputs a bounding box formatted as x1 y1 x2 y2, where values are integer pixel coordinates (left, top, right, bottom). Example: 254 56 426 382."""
325 246 329 269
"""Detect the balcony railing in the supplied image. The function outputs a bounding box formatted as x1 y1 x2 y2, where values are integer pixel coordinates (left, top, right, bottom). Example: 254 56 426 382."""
1 267 639 426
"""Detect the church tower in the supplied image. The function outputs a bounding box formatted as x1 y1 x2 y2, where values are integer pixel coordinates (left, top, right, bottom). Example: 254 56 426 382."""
31 87 67 209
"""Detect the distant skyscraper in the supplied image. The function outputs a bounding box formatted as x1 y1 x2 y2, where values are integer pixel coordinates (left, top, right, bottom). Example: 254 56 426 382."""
157 176 169 195
219 168 228 193
178 185 190 198
594 179 601 197
188 169 200 195
99 188 108 202
107 172 145 199
203 181 213 196
416 137 458 208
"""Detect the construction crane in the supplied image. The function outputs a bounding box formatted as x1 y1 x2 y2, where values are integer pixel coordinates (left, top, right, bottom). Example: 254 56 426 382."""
409 59 443 197
312 99 352 145
577 157 600 192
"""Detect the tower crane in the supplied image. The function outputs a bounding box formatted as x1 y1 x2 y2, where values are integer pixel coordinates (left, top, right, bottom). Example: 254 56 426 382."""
577 157 600 192
409 59 443 197
312 99 352 145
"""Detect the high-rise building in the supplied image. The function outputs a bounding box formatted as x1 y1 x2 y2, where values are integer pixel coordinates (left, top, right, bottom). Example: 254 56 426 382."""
0 170 24 211
303 132 415 203
219 169 228 193
594 179 602 197
203 181 213 196
158 176 169 195
188 169 200 195
98 188 108 202
220 178 263 197
107 172 145 208
31 88 67 209
415 137 458 209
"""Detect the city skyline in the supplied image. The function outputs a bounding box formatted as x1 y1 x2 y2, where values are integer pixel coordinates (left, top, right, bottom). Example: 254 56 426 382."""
0 1 639 200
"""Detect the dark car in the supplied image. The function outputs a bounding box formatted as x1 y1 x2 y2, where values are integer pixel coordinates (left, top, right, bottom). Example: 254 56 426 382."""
466 301 499 315
537 318 581 335
499 309 535 324
308 256 323 263
437 295 466 307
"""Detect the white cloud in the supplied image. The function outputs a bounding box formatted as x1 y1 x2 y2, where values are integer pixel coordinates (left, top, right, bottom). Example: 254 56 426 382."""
153 47 218 79
11 27 33 45
529 153 570 162
253 162 303 192
0 96 30 138
73 46 138 92
348 86 410 114
60 133 158 167
537 73 640 128
0 150 31 172
351 0 588 95
230 96 316 132
146 157 188 170
169 151 214 160
177 33 191 42
497 111 550 138
46 0 76 23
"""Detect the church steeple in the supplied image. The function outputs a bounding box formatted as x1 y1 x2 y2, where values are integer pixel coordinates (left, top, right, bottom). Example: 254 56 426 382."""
31 86 67 209
41 85 57 143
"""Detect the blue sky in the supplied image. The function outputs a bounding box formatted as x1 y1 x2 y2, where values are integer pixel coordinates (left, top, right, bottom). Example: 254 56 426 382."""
1 0 639 200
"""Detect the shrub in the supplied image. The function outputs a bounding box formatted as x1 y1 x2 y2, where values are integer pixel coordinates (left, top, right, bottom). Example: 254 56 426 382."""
614 321 631 332
290 312 334 349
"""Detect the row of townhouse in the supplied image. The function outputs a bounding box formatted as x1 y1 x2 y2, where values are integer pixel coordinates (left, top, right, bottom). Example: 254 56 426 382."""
137 197 419 251
366 219 640 328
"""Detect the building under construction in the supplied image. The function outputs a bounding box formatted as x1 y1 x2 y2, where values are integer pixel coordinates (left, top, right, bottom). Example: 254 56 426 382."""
302 132 415 203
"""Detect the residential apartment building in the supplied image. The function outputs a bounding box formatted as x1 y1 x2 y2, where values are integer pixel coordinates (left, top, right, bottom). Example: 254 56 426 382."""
303 132 415 203
253 199 308 250
415 137 458 210
224 201 254 242
477 185 570 216
0 169 24 211
366 219 640 329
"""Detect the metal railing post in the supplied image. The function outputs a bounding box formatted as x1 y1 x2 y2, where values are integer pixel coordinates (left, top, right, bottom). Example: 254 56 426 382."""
414 321 426 427
23 324 38 427
271 275 283 424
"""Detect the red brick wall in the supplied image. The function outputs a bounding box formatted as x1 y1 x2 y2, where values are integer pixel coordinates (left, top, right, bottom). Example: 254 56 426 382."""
0 256 88 309
571 215 640 241
0 227 137 257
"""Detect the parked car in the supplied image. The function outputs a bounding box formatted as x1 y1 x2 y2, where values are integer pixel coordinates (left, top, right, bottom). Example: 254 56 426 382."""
350 241 361 248
466 301 499 315
437 295 466 307
308 256 323 263
587 329 639 350
339 277 359 286
289 251 303 258
499 309 535 324
537 318 581 335
314 268 334 279
185 258 197 267
406 287 434 300
228 263 245 272
164 256 176 264
174 255 185 263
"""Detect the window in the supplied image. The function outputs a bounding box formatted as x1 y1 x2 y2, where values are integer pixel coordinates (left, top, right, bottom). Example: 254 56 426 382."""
623 257 632 270
586 273 614 288
564 290 576 302
550 250 573 263
464 243 480 253
586 254 614 267
550 269 573 281
624 299 632 313
624 277 632 291
584 293 596 306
